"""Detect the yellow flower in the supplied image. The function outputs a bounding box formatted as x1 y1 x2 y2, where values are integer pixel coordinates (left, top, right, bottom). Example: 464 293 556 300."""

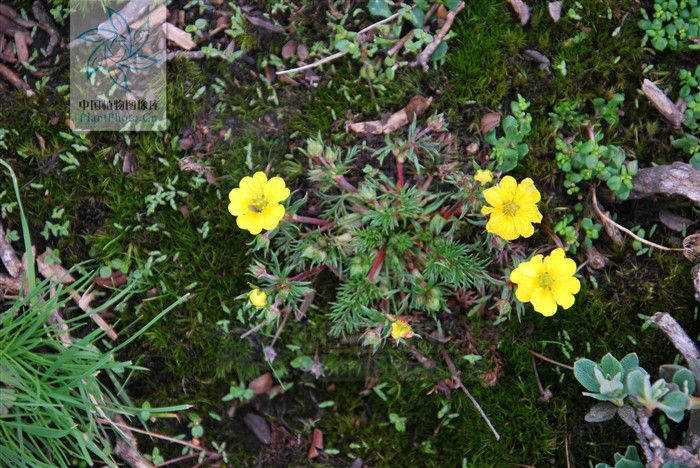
390 319 414 340
474 169 493 186
228 172 290 235
249 289 268 307
509 248 581 317
481 175 543 241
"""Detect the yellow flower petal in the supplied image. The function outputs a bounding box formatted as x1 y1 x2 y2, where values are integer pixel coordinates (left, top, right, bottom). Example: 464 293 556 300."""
228 173 291 235
252 171 268 189
514 178 541 204
511 268 538 302
261 203 285 231
530 287 558 316
553 276 581 295
238 175 256 194
486 213 518 240
237 211 265 235
249 289 267 307
483 186 504 207
264 177 291 204
474 169 493 185
499 175 518 197
391 320 413 340
514 216 535 238
553 289 575 309
546 249 577 278
228 188 250 216
510 250 580 317
516 255 544 277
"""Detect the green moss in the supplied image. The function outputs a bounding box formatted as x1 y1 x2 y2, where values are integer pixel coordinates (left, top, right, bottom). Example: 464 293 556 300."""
1 0 698 466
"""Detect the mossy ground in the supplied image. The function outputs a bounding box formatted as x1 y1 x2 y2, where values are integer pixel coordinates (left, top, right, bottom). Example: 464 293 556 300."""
0 0 698 466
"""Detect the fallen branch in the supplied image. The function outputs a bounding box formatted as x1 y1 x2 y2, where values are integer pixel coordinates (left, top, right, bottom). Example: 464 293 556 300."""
414 2 465 71
642 79 686 127
628 162 700 206
650 312 700 363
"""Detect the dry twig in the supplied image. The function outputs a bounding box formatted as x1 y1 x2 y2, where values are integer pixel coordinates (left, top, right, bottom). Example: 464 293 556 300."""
414 2 465 71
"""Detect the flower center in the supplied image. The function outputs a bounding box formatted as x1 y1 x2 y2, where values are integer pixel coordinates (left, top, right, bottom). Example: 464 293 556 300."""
538 272 554 288
503 200 520 216
248 193 268 212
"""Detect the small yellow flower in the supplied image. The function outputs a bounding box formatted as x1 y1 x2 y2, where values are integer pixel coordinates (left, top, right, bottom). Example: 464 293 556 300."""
390 319 414 340
474 169 493 186
249 289 268 308
509 248 581 317
228 172 290 235
481 175 543 241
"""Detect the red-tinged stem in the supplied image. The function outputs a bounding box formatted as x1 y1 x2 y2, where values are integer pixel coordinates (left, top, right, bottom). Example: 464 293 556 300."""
587 125 595 142
289 264 327 282
396 158 405 190
333 175 358 193
287 214 331 226
442 201 469 219
367 248 386 281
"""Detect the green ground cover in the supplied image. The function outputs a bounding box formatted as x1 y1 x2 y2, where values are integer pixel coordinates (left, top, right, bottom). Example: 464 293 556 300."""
1 0 700 466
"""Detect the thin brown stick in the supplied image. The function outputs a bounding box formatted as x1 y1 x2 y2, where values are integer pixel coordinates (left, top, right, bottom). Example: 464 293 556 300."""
592 189 684 252
414 2 465 71
528 349 574 371
276 12 401 75
387 4 439 56
443 351 500 441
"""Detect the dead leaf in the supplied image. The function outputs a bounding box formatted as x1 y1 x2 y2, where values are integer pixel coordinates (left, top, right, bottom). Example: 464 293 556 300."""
37 251 118 340
692 264 700 303
642 79 685 127
179 156 219 187
348 95 433 135
584 246 607 270
308 428 323 459
164 23 195 50
659 210 695 232
523 49 550 70
296 44 309 61
13 31 28 62
591 189 624 246
94 270 128 288
281 39 297 60
548 1 562 22
244 13 285 34
0 223 21 278
480 112 501 134
122 152 137 175
243 413 271 445
507 0 530 25
35 132 45 154
248 372 273 394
